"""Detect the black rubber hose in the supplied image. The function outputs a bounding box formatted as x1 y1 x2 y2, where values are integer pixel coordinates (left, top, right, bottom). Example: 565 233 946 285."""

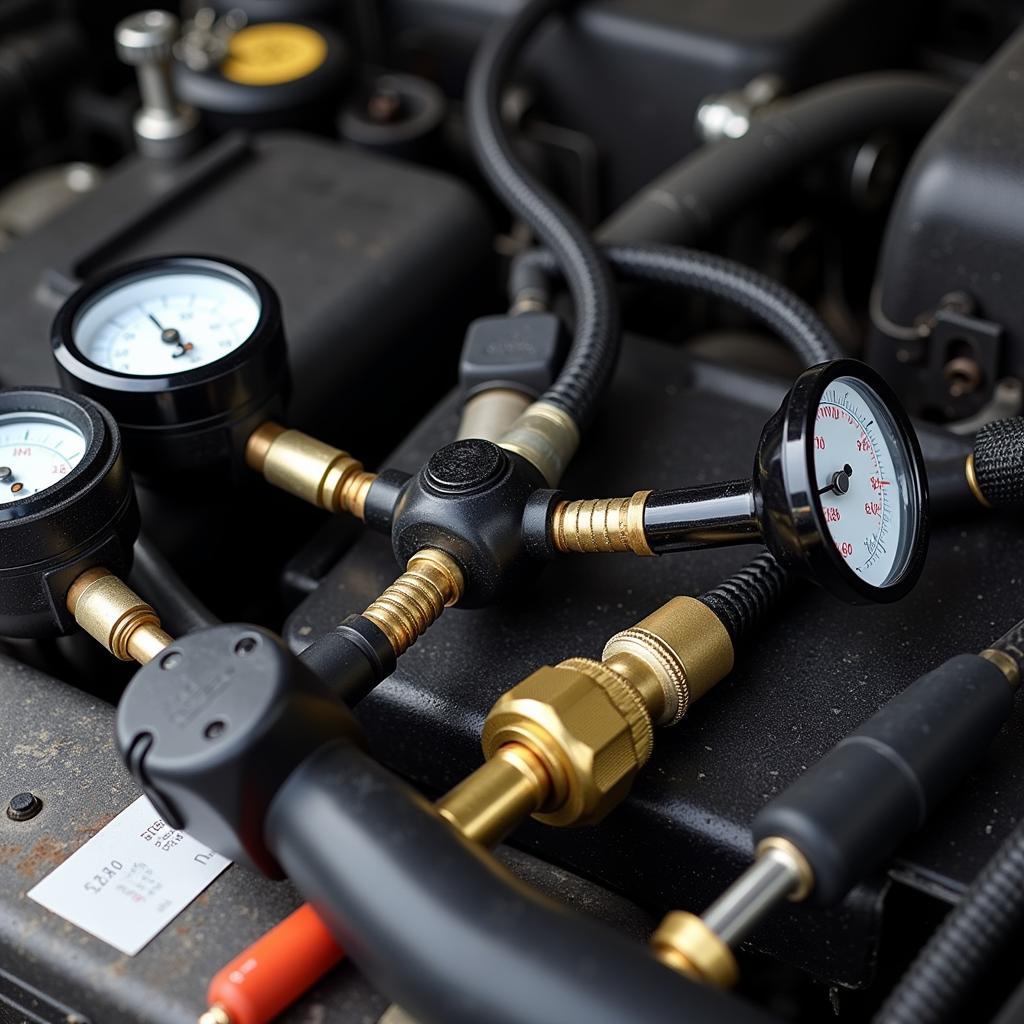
600 73 957 246
465 0 619 429
699 552 791 649
973 417 1024 508
128 534 217 635
512 243 841 366
266 740 777 1024
875 816 1024 1024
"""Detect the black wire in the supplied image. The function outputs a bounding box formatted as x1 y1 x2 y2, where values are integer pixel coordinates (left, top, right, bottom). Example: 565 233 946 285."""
465 0 619 429
128 534 218 636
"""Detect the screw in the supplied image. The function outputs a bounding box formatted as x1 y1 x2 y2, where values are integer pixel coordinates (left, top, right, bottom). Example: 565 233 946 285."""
7 792 42 821
234 636 258 656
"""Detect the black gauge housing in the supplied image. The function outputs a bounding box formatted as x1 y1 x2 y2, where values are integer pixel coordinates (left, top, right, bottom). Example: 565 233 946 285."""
51 255 290 489
0 388 139 638
754 359 929 604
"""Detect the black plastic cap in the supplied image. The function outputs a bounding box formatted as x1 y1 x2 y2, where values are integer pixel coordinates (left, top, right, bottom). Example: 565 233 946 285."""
460 312 566 399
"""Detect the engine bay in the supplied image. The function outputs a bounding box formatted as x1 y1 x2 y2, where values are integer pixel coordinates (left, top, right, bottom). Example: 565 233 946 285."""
1 2 1023 1023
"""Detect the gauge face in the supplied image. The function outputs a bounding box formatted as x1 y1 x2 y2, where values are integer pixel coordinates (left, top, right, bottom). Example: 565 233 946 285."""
72 269 262 377
0 411 86 505
812 375 917 588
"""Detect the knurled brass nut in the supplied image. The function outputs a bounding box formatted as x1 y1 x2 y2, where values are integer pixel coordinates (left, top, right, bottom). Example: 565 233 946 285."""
481 661 654 827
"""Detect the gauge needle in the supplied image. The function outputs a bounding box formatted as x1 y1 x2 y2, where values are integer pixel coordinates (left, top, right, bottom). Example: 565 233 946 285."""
818 463 853 497
147 312 184 347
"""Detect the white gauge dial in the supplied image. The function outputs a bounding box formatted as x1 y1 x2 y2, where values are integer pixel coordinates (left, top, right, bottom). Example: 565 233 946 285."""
0 412 86 505
813 376 915 588
72 270 261 376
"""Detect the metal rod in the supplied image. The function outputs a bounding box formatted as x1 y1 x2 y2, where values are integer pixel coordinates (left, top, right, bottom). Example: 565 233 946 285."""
701 848 803 947
643 479 760 554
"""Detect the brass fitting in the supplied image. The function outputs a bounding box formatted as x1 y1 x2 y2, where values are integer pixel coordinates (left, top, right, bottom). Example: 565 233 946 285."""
363 549 464 659
457 388 533 444
602 597 735 727
482 658 654 827
437 741 551 848
650 912 739 988
66 568 173 665
965 453 992 509
245 421 376 520
981 647 1021 687
498 400 580 487
551 491 653 555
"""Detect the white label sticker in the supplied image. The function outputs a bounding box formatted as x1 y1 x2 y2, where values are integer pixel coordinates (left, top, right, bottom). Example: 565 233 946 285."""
28 795 231 956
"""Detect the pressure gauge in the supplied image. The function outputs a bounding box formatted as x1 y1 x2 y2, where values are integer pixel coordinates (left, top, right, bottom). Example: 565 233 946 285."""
52 255 289 485
0 388 138 638
755 360 928 603
640 360 928 604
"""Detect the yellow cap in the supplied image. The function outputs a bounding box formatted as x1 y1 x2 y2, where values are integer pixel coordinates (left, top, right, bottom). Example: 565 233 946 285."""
221 23 327 86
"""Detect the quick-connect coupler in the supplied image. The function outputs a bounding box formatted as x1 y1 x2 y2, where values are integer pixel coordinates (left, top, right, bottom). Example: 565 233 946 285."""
245 421 377 520
651 638 1022 988
66 567 173 664
436 596 736 844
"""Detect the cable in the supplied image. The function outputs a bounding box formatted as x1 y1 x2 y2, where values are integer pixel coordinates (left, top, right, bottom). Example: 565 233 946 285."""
265 739 777 1024
875 816 1024 1024
465 0 619 430
599 73 957 246
512 243 842 367
990 616 1024 678
127 533 217 635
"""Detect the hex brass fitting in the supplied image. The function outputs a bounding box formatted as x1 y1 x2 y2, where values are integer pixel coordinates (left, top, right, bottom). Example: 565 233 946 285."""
66 568 173 664
602 597 735 726
246 421 376 520
482 658 654 827
650 912 739 988
551 491 653 555
498 400 580 487
363 549 464 659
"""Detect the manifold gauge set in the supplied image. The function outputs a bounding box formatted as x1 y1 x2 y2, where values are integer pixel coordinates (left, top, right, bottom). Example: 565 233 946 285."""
1 4 1023 1024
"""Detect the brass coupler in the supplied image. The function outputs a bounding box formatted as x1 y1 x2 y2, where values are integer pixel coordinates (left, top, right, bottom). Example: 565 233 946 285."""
246 421 377 520
66 567 173 664
434 595 736 843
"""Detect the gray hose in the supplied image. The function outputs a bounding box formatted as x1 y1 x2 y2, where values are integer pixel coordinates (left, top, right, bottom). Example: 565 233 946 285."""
600 73 956 246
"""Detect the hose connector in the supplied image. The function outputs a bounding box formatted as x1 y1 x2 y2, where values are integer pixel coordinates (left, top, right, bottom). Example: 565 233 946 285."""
551 491 652 555
482 657 654 827
66 568 173 664
498 400 580 487
362 549 464 658
246 421 376 520
603 597 736 726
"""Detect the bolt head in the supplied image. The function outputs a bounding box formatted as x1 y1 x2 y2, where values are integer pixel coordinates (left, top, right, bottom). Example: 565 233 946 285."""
115 10 179 64
7 791 42 821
